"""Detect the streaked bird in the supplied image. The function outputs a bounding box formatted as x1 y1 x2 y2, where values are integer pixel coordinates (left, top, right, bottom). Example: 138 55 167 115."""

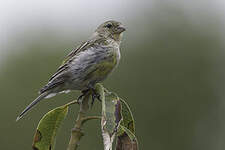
16 20 126 121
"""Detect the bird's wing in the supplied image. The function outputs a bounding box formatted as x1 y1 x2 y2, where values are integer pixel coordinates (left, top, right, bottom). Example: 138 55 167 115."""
49 41 91 81
39 38 104 94
62 37 105 65
62 41 90 65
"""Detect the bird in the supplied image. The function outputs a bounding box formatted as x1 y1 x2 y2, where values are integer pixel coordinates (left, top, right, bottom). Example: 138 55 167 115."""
16 20 126 121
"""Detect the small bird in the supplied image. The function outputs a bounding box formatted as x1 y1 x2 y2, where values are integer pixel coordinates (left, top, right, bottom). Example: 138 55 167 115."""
16 20 126 121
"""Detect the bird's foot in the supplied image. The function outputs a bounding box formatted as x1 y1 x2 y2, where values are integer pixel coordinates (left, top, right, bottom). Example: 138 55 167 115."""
90 87 101 107
91 92 101 107
78 89 89 103
78 87 101 107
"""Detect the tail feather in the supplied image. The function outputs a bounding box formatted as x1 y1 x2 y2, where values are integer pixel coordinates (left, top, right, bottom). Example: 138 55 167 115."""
16 92 49 121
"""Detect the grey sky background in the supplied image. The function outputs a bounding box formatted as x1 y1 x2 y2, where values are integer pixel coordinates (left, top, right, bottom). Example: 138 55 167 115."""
1 0 225 59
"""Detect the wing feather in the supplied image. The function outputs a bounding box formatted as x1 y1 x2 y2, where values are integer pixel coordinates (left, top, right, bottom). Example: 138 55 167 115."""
39 40 93 93
39 36 106 93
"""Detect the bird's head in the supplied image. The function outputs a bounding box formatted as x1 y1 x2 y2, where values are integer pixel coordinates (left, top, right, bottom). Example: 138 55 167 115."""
95 20 126 42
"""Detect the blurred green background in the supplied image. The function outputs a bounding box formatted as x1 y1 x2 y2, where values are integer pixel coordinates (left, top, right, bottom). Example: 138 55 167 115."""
1 0 225 150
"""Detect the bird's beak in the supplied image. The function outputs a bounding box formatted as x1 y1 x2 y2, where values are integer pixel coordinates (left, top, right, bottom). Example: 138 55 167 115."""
117 25 126 33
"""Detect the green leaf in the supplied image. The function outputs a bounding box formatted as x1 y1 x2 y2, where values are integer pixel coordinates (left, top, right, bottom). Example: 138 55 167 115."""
119 125 137 141
116 98 139 150
32 104 68 150
117 99 135 136
95 84 122 150
103 92 121 137
116 127 138 150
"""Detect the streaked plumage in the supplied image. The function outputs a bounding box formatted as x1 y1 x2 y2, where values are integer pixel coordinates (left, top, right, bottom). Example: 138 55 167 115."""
16 20 125 121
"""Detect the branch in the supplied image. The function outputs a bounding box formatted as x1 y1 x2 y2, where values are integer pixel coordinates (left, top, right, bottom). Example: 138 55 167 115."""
66 92 91 150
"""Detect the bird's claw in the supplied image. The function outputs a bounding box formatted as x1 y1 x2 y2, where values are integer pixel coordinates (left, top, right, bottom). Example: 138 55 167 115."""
90 89 101 107
91 93 101 106
78 87 101 107
78 89 89 103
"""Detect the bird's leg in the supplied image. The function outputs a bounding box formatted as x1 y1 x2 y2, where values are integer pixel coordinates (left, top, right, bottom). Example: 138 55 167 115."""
88 85 101 107
78 89 89 103
91 91 101 106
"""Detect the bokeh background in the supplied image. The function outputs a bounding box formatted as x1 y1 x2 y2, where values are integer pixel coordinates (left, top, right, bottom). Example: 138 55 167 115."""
1 0 225 149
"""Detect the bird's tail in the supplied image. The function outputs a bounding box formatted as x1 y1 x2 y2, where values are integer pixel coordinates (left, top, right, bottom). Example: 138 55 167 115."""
16 92 49 121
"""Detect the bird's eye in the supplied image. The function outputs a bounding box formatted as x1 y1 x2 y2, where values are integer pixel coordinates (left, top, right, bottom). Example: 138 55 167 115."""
105 23 113 28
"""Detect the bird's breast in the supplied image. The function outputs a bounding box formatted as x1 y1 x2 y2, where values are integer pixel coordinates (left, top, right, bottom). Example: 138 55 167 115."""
83 46 120 82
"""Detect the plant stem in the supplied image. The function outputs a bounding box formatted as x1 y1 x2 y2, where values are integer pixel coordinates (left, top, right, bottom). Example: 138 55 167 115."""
67 84 104 150
81 116 101 125
67 92 90 150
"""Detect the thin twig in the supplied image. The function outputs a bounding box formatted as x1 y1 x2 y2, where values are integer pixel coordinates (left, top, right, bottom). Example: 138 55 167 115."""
81 116 101 125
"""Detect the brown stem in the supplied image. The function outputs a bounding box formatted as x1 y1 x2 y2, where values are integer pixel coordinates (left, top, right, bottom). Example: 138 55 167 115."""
66 92 90 150
67 84 103 150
